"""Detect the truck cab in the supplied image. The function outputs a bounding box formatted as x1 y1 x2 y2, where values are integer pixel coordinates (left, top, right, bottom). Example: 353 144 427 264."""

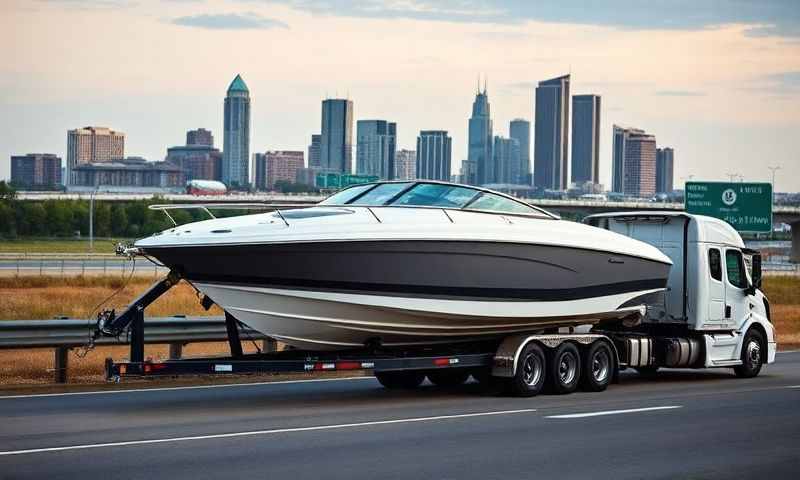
585 212 776 374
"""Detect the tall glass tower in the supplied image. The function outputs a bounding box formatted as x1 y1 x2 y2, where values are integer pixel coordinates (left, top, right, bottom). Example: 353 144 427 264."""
468 83 493 186
222 74 251 188
533 74 570 190
321 99 354 174
571 94 601 185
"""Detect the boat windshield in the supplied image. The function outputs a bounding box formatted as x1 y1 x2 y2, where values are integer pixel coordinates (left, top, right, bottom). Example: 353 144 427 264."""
319 181 551 217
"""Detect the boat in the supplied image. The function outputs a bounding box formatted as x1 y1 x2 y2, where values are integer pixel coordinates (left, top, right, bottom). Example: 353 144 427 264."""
135 181 673 350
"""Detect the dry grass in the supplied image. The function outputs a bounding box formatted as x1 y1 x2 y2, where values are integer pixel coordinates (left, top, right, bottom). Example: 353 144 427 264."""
0 274 798 387
0 239 122 254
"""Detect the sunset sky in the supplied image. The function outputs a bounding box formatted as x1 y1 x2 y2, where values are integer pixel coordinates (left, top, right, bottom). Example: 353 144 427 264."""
2 0 799 190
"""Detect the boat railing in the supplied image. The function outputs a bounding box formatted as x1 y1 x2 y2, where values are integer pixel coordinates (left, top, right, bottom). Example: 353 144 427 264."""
148 203 314 226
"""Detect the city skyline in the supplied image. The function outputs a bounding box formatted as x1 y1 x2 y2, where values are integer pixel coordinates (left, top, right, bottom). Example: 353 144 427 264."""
2 1 799 190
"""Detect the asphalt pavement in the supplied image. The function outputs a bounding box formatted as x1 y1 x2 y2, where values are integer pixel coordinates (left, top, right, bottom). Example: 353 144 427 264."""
1 352 799 479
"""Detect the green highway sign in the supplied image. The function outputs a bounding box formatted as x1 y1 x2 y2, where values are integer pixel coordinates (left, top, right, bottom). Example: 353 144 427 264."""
685 182 772 233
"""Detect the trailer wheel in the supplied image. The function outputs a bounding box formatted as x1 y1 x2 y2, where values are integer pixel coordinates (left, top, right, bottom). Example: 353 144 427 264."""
508 342 547 397
547 342 581 395
734 329 765 378
427 369 470 387
375 371 426 389
580 341 613 392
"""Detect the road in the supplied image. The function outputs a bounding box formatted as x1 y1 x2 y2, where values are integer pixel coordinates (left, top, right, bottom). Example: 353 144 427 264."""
1 352 799 479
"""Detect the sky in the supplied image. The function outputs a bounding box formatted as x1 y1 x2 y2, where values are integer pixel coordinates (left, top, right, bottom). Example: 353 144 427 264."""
1 0 799 191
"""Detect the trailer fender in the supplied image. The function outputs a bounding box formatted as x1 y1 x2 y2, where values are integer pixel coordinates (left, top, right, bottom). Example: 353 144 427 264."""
492 333 619 378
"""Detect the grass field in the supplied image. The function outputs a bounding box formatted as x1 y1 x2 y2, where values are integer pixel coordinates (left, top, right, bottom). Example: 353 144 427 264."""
0 275 797 386
0 238 125 254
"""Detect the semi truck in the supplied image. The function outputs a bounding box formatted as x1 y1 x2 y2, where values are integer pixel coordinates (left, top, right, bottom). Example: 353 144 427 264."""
103 211 776 397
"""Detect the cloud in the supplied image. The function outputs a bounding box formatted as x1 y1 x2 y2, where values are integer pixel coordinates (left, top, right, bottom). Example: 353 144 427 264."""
760 71 800 93
171 12 289 30
654 90 707 97
253 0 800 37
35 0 136 7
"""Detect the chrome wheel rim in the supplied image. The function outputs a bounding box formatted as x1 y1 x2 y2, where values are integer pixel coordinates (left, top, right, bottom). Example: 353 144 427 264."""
559 351 578 385
522 353 542 387
592 349 611 383
746 340 761 367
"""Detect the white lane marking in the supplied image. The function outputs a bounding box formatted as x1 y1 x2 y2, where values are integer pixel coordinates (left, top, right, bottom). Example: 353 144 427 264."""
0 376 373 400
546 405 682 419
0 409 536 456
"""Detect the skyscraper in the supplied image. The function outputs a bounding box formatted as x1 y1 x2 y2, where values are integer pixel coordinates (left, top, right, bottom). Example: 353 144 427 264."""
66 126 125 185
356 120 396 180
11 153 62 188
612 125 656 197
656 147 675 194
492 136 521 184
468 84 493 185
394 149 416 180
509 119 531 184
416 131 451 181
186 128 214 147
222 74 250 187
571 94 601 185
308 134 321 168
533 74 570 190
321 99 354 173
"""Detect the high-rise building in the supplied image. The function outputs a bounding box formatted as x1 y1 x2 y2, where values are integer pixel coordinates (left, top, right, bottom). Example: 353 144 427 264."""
186 128 214 147
321 99 354 173
571 94 601 185
222 74 251 187
533 74 570 190
10 153 62 188
509 119 531 184
253 151 305 190
416 131 451 181
356 120 396 180
308 134 321 168
66 126 125 185
656 147 675 194
394 149 416 181
459 159 476 185
468 85 493 185
492 136 521 184
612 125 656 197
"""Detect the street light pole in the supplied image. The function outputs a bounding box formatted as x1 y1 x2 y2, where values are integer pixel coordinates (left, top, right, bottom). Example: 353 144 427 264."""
767 166 781 240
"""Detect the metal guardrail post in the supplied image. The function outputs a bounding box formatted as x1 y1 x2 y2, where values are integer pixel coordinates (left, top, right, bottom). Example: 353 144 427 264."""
168 342 183 360
54 346 69 383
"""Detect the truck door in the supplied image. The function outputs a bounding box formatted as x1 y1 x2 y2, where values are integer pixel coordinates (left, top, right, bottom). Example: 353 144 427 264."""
707 247 725 322
724 249 749 328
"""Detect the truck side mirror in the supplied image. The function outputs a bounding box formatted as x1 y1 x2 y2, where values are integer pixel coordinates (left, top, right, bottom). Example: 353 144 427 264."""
751 253 762 289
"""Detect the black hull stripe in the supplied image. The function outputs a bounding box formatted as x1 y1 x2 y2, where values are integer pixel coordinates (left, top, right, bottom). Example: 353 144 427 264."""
189 275 668 302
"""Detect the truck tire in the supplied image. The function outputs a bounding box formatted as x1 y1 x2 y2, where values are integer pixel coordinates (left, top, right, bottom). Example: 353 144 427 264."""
507 342 547 397
547 342 581 395
375 371 426 389
580 341 613 392
427 369 470 387
734 329 765 378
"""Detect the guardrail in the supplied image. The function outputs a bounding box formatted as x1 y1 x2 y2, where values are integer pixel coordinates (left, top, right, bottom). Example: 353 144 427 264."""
0 316 270 383
0 256 166 277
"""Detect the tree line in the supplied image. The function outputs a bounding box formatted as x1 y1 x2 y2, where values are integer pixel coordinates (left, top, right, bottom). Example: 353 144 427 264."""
0 181 206 239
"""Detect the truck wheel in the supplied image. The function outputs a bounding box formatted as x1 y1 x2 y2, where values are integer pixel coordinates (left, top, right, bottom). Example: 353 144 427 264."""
580 341 613 392
375 371 425 389
508 342 547 397
427 369 470 387
734 329 765 378
547 342 581 395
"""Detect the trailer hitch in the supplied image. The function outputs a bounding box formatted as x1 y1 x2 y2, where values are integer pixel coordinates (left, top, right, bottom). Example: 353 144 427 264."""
93 270 182 339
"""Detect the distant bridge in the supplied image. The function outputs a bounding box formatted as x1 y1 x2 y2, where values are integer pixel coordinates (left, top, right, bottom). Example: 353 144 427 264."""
15 191 800 261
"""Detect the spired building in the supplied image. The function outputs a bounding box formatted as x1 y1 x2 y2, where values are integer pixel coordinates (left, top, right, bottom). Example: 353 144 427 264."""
66 126 125 185
356 120 396 180
533 74 570 190
321 99 354 174
468 83 493 185
223 74 251 188
570 94 601 187
612 125 657 198
509 119 531 184
416 131 452 181
394 149 416 181
10 153 62 188
656 147 675 194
